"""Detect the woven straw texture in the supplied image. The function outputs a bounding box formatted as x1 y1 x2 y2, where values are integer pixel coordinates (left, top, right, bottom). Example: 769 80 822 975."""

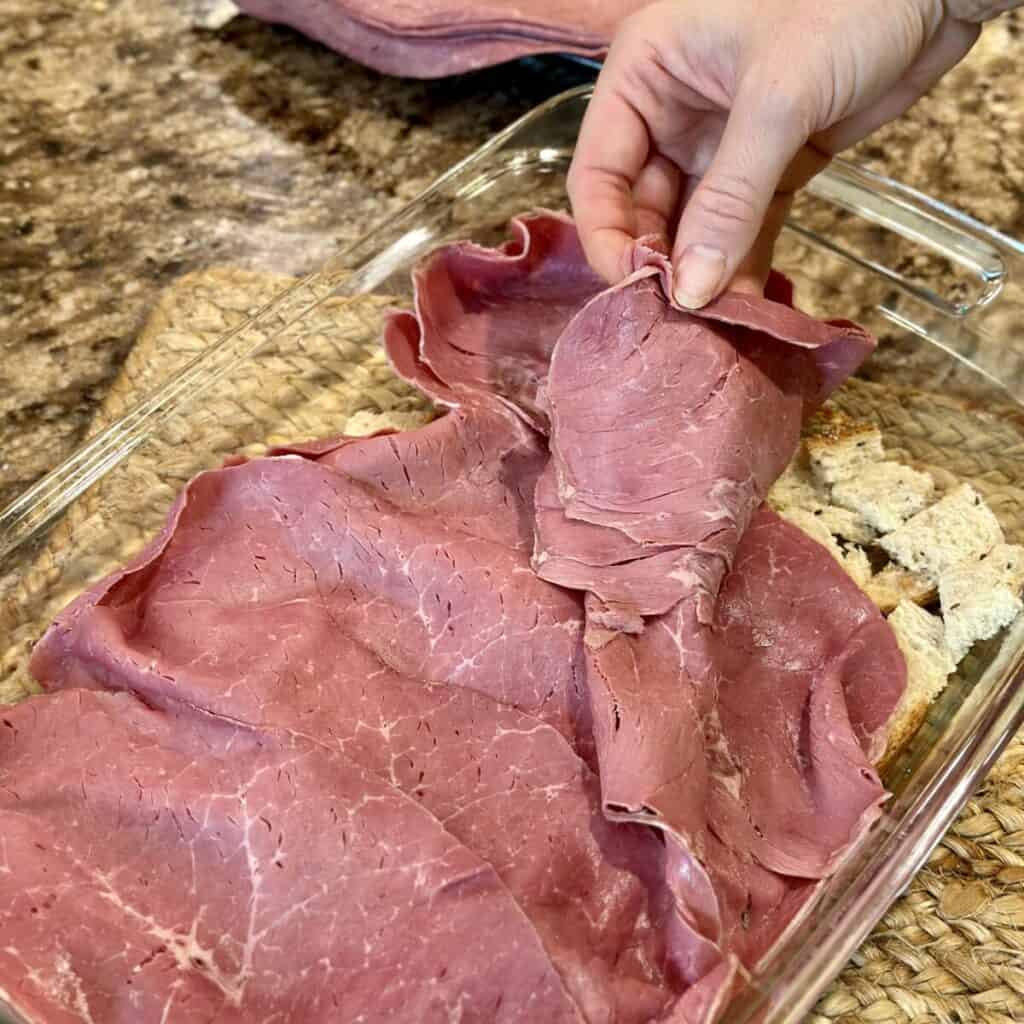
1 268 1021 1022
813 378 1024 1024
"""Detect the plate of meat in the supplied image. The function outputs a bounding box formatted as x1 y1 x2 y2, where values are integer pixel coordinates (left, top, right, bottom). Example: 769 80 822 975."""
2 86 1023 1024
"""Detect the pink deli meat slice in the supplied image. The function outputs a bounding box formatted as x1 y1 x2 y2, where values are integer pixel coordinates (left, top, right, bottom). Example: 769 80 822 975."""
20 211 904 1024
231 1 650 78
631 239 876 405
0 690 588 1024
397 211 606 428
537 276 814 627
32 449 588 746
27 429 698 1020
389 215 874 626
535 240 874 625
269 0 640 38
584 509 901 877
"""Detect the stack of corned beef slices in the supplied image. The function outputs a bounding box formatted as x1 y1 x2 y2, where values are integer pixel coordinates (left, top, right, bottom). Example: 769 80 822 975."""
231 0 649 76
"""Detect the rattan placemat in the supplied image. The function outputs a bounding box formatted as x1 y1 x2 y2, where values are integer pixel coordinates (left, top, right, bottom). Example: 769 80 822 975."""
2 268 1022 1022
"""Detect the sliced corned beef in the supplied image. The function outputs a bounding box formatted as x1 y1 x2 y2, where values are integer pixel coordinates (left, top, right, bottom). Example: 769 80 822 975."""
13 212 906 1024
231 0 649 78
386 216 873 627
0 690 593 1023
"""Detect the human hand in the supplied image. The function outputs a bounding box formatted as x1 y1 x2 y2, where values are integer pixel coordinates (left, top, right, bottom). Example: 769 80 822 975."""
567 0 985 306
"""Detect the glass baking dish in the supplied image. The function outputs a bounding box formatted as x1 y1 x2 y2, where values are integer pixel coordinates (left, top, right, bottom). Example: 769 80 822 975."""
2 85 1023 1024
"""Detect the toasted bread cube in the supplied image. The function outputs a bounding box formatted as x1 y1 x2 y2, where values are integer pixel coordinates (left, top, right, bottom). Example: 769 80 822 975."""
831 461 935 535
768 458 874 544
804 411 885 487
841 545 873 590
878 601 956 769
863 564 936 613
940 543 1024 661
767 457 823 513
816 505 875 546
880 484 1003 582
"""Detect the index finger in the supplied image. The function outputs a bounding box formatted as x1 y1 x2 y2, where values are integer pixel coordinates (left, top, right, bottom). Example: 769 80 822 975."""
568 65 651 283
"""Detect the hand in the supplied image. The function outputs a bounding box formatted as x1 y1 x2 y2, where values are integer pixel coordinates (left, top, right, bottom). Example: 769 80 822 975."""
567 0 983 306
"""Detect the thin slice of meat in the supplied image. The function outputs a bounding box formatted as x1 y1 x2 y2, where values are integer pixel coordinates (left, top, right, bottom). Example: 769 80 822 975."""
20 212 904 1024
534 239 874 625
27 446 699 1021
545 276 806 541
271 400 547 553
537 275 817 625
231 0 649 78
281 0 637 37
32 452 588 745
534 462 720 634
0 690 589 1024
631 239 876 405
392 211 606 429
584 507 902 937
711 508 903 771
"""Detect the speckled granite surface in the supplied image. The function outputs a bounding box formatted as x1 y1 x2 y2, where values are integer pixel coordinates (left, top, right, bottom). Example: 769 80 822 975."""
0 2 1020 507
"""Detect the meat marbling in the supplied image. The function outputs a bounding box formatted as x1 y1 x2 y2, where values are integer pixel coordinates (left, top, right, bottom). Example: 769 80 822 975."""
5 212 906 1023
0 691 594 1023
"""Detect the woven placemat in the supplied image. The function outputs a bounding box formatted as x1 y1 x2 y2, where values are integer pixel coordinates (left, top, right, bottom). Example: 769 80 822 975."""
2 268 1022 1022
0 267 436 704
808 387 1024 1024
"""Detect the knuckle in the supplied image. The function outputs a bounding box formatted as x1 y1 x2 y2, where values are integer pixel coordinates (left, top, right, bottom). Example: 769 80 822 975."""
616 42 666 106
692 174 762 228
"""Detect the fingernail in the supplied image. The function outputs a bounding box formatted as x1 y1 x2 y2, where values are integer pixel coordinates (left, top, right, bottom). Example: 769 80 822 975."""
674 245 726 309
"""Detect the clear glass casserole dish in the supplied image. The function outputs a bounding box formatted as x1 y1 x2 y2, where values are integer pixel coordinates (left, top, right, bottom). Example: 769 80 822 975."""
2 85 1023 1024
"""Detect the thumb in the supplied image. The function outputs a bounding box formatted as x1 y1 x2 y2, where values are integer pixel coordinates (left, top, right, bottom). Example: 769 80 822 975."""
671 85 811 308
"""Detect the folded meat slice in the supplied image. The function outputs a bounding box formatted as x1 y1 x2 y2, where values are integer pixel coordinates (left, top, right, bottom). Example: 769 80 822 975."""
534 463 719 627
535 242 874 626
634 247 875 405
714 510 904 766
0 691 589 1024
537 278 812 626
390 211 605 429
586 508 901 869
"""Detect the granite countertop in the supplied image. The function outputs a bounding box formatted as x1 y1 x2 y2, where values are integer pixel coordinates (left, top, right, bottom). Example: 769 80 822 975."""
1 1 1021 509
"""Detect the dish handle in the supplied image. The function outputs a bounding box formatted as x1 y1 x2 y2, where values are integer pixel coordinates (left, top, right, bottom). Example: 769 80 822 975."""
800 158 1006 317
